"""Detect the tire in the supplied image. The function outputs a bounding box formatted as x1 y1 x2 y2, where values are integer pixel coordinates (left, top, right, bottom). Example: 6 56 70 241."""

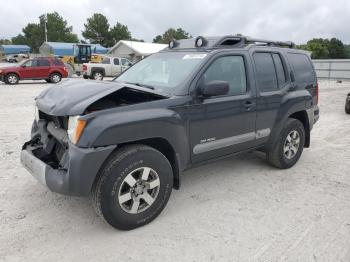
5 73 19 85
92 71 104 81
345 95 350 114
83 75 89 79
49 73 62 83
267 118 305 169
45 79 51 83
92 145 173 230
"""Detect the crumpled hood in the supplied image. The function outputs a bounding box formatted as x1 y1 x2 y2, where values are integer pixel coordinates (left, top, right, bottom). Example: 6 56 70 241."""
36 79 127 116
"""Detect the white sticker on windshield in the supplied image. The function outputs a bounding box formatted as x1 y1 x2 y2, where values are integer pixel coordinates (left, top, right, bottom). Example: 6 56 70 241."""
183 54 207 60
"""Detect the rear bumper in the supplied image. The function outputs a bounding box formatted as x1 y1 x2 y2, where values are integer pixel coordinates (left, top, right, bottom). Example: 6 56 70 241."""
21 120 116 196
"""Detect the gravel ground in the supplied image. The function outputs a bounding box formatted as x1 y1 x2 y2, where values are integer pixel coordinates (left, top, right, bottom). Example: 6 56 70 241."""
0 79 349 262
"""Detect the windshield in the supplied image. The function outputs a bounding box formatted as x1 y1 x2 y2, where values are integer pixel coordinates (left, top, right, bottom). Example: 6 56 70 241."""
115 52 207 92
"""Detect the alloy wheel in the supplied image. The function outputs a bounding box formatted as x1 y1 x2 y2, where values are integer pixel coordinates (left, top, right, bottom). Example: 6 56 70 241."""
118 167 160 214
283 130 300 159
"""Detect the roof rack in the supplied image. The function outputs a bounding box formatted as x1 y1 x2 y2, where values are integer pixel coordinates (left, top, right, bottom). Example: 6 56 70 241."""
167 35 295 50
244 37 295 48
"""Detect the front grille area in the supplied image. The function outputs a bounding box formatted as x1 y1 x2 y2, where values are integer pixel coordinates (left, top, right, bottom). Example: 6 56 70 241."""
30 111 70 169
39 111 68 130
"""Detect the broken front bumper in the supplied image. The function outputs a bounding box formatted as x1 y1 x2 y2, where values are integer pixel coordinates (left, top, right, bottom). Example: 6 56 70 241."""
21 120 116 196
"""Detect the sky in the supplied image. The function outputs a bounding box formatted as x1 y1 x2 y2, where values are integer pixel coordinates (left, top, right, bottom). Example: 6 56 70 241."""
1 0 350 45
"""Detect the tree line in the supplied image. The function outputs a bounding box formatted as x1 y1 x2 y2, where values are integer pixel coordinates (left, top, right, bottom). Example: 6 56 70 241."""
0 12 349 59
297 38 350 59
0 12 191 52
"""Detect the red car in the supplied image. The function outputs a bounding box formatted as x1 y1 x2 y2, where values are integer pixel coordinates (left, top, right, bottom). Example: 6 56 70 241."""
0 57 69 85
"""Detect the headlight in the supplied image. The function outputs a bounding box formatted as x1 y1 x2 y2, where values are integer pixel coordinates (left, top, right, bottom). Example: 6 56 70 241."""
0 69 2 74
68 116 87 144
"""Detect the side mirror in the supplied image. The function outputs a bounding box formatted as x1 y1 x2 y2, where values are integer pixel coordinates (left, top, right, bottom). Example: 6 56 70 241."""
128 62 133 66
21 65 26 68
201 80 229 97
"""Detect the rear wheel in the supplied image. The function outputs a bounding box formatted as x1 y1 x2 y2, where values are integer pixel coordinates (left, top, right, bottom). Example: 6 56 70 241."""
50 73 62 83
267 118 305 169
5 73 19 85
92 71 104 81
92 145 173 230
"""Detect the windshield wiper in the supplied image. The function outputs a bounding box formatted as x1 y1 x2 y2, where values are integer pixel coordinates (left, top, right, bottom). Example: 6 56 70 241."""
125 82 155 90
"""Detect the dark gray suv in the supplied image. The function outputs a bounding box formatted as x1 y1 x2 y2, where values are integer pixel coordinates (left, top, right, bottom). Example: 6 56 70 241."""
21 36 319 230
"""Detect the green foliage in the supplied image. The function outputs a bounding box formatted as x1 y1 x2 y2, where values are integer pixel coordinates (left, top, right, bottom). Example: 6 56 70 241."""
0 39 12 45
298 38 349 59
109 22 132 46
153 28 191 44
82 13 132 47
39 12 78 43
82 13 110 46
11 12 78 52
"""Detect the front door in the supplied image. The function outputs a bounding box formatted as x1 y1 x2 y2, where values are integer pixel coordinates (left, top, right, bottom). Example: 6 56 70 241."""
20 59 41 79
189 54 257 163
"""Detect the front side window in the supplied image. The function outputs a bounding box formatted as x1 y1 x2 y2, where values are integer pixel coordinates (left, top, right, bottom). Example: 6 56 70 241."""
22 60 38 67
202 56 247 96
114 58 120 65
116 52 207 92
121 58 131 66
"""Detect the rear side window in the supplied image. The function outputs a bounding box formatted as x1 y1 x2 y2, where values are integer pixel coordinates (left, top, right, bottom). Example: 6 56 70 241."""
253 53 278 92
288 53 315 84
38 59 50 67
53 59 64 66
272 54 287 87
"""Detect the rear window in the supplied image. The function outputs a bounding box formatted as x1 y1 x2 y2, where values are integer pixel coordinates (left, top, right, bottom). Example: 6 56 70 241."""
288 53 315 84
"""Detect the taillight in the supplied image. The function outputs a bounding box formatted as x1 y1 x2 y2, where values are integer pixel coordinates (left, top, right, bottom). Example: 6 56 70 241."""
83 64 87 71
316 82 319 105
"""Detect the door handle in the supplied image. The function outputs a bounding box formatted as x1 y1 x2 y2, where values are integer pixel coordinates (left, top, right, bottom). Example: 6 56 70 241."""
244 101 255 110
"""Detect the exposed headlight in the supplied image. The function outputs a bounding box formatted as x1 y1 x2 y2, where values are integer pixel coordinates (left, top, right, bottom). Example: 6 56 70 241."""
68 116 87 144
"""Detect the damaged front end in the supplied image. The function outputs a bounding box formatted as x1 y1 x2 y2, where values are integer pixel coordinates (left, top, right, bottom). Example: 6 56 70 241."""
21 113 116 196
21 80 168 195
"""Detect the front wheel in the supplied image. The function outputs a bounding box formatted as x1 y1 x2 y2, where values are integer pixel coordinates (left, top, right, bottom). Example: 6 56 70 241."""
92 145 173 230
267 118 305 169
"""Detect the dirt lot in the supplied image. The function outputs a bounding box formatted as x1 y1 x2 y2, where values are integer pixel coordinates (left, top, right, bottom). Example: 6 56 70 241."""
0 79 349 262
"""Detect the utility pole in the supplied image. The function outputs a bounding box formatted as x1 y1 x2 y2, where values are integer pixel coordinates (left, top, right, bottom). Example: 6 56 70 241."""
44 14 48 42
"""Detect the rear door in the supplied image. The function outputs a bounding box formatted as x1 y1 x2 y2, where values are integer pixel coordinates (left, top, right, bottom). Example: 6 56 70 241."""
252 51 291 146
37 59 51 78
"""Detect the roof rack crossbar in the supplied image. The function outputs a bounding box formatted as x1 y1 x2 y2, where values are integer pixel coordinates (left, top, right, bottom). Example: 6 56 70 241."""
244 37 295 48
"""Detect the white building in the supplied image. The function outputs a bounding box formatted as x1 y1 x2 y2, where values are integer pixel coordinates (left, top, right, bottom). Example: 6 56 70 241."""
108 41 167 62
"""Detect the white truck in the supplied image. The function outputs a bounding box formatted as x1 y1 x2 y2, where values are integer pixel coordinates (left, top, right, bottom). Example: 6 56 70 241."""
82 56 132 80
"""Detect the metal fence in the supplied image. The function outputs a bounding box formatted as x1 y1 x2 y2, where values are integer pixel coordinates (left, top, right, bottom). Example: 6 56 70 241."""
313 59 350 80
